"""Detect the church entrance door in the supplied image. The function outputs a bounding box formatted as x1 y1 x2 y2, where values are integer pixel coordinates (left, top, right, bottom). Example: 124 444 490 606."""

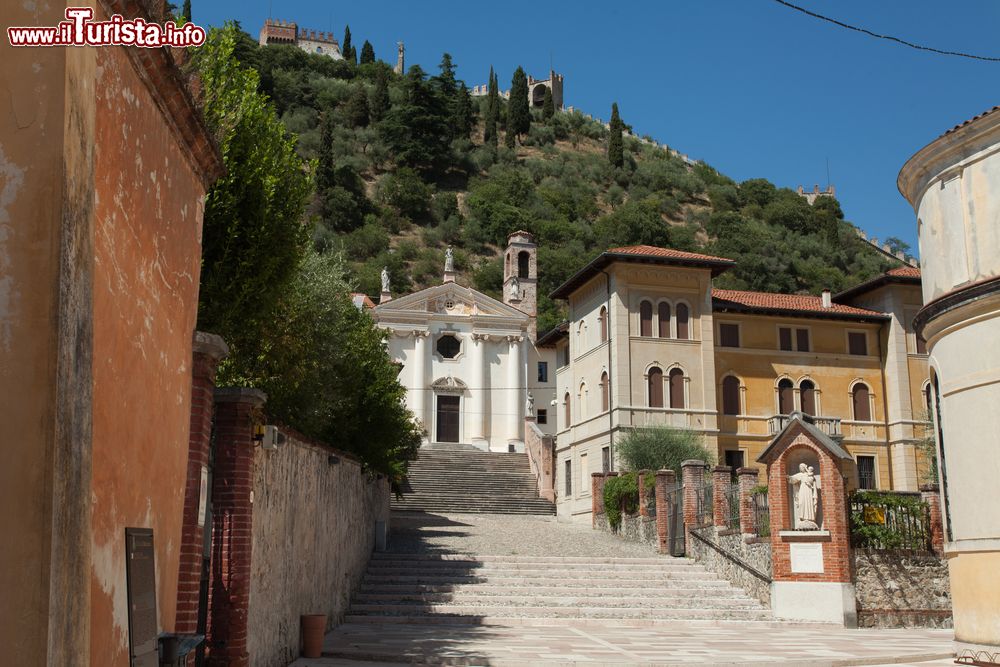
436 395 460 443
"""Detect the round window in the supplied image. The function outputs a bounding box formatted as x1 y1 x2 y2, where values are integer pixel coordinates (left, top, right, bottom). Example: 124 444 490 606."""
436 334 461 359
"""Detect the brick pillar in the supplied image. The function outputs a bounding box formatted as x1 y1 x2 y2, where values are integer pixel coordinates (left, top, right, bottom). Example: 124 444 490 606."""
637 470 650 518
738 467 759 536
207 387 266 667
682 459 705 540
176 333 228 639
592 472 615 527
920 483 944 555
654 469 675 555
712 466 732 528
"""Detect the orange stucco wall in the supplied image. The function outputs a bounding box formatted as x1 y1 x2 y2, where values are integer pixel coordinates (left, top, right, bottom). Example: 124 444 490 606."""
89 43 205 665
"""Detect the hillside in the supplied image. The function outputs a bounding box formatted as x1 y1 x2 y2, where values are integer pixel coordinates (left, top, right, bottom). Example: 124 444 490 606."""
232 31 895 333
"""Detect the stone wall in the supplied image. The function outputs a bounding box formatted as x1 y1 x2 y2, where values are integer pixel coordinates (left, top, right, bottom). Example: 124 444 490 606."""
594 513 658 548
853 551 952 628
688 527 773 606
247 431 390 667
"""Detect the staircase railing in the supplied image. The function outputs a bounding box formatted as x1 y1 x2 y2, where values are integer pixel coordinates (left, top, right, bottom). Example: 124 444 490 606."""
524 420 556 502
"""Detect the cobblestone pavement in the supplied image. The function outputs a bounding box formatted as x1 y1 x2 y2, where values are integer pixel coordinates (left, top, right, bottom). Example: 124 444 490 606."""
287 511 956 666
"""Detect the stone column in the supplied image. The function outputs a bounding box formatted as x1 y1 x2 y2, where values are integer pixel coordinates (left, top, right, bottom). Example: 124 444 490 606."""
655 469 677 555
638 470 650 518
469 334 489 447
411 331 429 437
207 387 266 667
738 467 759 536
682 459 706 535
176 332 228 637
921 483 945 555
506 335 523 444
712 465 732 528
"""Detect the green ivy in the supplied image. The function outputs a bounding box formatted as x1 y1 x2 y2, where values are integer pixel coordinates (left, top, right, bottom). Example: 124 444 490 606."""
602 472 657 530
849 490 930 551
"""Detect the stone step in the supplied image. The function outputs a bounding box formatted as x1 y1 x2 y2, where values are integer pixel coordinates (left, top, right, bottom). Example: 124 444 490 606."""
356 583 737 596
365 561 701 573
352 593 763 608
361 570 722 584
370 554 677 564
347 604 773 620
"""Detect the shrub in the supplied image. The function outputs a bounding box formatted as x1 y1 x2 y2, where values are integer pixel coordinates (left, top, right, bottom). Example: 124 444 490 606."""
603 471 656 529
378 167 434 222
616 425 714 473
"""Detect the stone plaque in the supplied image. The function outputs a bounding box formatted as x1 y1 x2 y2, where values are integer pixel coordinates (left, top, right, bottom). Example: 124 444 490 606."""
789 542 824 573
125 528 159 667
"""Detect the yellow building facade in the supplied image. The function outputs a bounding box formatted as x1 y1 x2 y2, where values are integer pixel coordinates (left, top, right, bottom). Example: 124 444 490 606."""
547 245 930 521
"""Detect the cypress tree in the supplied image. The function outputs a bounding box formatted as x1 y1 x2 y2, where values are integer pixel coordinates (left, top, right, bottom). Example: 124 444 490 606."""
484 66 498 147
342 25 354 64
452 83 474 140
318 110 337 192
370 67 390 121
608 102 624 168
542 86 554 121
508 66 530 138
436 53 458 98
181 0 191 22
345 84 370 127
360 40 375 65
504 124 516 148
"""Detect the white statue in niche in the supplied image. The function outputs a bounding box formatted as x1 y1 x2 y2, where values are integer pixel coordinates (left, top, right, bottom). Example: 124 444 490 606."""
509 276 520 300
789 463 819 530
525 392 535 417
380 267 391 293
444 246 454 272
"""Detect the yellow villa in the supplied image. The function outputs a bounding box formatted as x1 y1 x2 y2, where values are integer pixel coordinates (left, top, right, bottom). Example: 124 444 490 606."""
543 245 931 521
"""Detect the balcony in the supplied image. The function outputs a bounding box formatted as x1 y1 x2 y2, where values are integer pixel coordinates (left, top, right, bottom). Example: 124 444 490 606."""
767 413 842 438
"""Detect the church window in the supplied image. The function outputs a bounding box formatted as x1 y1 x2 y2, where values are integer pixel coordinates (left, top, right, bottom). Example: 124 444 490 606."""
669 368 685 409
436 334 461 359
648 367 664 408
640 300 653 337
518 251 530 279
777 378 794 415
445 299 455 309
658 303 671 338
676 303 690 340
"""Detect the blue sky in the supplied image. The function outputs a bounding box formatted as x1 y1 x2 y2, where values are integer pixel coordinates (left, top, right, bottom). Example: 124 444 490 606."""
194 0 1000 253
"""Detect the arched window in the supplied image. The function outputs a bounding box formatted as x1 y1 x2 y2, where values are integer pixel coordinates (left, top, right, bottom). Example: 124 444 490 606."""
517 251 530 279
722 376 741 416
600 371 609 412
778 378 794 415
852 383 872 421
578 382 588 420
669 368 685 409
923 382 932 415
648 367 664 408
505 252 510 275
800 379 817 416
658 302 671 338
640 300 653 337
564 392 571 426
676 303 690 340
599 306 608 343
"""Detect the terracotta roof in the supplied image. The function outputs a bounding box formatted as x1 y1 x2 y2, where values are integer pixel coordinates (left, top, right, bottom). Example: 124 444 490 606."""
606 245 733 263
350 293 376 309
712 289 888 321
943 105 1000 137
536 321 569 347
551 245 735 299
833 267 922 302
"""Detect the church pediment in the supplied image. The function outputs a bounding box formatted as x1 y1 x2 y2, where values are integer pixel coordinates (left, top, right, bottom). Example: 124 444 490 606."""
374 283 528 321
430 375 468 393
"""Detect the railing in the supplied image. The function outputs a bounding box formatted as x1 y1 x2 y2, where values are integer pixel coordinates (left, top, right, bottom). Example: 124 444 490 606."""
694 482 713 526
849 491 931 552
725 482 740 530
752 491 770 538
767 413 842 437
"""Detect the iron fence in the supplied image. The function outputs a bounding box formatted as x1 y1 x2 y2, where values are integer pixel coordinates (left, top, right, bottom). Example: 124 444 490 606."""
752 491 770 538
694 481 713 526
849 491 930 552
725 482 741 530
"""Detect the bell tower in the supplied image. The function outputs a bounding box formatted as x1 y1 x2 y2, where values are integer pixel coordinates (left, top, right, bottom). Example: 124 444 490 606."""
503 231 538 340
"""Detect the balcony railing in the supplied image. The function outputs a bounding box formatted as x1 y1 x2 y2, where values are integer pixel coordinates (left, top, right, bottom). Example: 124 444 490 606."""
767 413 842 437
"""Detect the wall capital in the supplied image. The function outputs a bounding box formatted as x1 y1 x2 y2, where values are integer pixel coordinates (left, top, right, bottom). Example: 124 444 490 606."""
214 387 267 407
193 330 229 362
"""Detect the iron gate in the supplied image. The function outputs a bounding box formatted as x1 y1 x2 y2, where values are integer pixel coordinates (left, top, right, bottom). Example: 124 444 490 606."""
663 481 685 556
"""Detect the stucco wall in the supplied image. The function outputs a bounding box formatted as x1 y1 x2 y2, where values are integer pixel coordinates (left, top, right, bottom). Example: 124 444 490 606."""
853 551 951 628
247 432 390 667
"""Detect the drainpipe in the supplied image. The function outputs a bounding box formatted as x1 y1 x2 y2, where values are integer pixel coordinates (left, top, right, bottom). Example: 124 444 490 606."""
601 269 615 471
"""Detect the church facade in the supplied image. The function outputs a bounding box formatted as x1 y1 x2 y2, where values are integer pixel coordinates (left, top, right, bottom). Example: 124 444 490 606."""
373 232 557 451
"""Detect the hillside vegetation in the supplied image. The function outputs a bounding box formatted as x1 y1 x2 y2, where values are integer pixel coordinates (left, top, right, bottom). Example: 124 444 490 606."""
231 27 894 334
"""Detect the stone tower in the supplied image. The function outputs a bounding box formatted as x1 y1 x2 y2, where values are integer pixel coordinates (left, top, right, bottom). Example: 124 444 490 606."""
395 41 405 75
503 231 538 340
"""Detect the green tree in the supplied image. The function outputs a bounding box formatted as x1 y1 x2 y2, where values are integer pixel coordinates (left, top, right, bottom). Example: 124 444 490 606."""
435 53 458 98
617 425 714 473
608 102 624 168
342 25 355 64
542 86 554 121
370 66 391 121
181 0 191 22
344 83 370 127
359 40 375 65
379 167 434 221
484 66 499 147
452 83 475 140
190 24 313 337
379 65 451 173
885 236 911 256
508 66 530 139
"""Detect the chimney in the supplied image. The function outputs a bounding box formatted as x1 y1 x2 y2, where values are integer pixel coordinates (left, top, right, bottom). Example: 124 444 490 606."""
821 289 832 309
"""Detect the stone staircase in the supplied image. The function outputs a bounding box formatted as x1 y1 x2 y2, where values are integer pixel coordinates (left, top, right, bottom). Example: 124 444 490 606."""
344 553 772 627
391 444 556 515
